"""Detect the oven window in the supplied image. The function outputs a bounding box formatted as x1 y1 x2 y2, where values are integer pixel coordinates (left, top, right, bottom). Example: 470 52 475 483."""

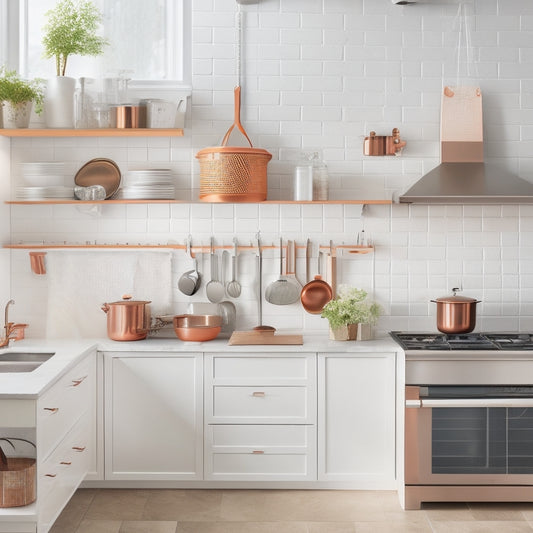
432 408 533 474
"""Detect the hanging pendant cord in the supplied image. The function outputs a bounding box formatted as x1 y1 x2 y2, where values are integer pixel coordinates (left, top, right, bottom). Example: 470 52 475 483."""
236 5 243 87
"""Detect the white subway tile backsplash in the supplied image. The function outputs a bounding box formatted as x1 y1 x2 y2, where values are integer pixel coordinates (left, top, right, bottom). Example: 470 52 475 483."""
7 0 533 336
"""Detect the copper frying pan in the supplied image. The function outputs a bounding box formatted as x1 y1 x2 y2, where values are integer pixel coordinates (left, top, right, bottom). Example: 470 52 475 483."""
300 248 333 314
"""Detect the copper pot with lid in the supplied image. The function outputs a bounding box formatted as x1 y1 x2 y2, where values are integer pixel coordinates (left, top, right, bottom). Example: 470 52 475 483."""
101 295 151 341
431 288 481 334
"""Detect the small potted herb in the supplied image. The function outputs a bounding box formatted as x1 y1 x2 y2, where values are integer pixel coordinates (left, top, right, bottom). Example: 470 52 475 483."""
41 0 109 128
0 68 44 128
321 285 381 341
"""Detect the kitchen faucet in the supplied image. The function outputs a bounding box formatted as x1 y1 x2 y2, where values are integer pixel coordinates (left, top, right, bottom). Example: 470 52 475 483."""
1 299 16 348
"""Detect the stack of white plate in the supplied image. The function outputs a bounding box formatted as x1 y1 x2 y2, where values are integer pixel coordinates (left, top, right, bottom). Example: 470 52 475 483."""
115 169 175 200
21 162 65 187
16 186 74 200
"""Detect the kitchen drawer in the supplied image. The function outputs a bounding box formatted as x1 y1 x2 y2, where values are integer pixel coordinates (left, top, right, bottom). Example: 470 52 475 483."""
37 355 93 462
38 412 91 532
210 386 313 424
209 354 314 383
205 424 316 481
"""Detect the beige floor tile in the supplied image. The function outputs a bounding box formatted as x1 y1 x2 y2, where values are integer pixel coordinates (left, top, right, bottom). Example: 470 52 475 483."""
468 503 529 521
220 489 405 522
75 519 122 533
49 489 98 533
85 489 151 521
119 521 178 533
354 522 433 533
176 522 307 533
142 489 223 521
306 522 357 532
423 502 475 521
431 521 533 533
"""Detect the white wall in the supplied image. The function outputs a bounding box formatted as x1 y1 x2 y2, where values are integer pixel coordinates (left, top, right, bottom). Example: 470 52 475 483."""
6 0 533 337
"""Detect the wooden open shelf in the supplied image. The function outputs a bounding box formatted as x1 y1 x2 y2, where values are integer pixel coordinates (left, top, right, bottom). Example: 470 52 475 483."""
0 128 184 137
6 199 391 205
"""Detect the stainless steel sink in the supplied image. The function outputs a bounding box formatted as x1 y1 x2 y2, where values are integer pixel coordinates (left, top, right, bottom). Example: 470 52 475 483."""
0 352 55 373
0 352 55 362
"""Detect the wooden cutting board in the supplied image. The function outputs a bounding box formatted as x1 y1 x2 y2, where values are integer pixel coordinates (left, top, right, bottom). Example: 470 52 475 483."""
228 331 303 345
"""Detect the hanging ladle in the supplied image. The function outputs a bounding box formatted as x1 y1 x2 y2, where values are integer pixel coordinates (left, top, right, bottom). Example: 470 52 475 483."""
178 235 201 296
206 237 225 303
300 250 333 314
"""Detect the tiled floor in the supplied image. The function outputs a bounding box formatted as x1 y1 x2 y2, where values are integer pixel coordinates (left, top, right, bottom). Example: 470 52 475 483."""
49 489 533 533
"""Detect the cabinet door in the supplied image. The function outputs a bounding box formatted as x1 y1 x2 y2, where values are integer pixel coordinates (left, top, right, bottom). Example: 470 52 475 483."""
318 353 396 488
104 352 203 480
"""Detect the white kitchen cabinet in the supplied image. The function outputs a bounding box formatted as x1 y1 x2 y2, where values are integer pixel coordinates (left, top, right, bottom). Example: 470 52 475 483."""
318 352 396 489
103 352 203 480
36 351 96 533
204 352 317 481
0 349 96 533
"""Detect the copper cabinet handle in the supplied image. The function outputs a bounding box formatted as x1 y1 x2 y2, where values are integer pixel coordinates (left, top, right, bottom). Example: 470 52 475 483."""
252 450 265 454
71 375 87 387
45 473 57 478
72 446 86 452
43 407 59 413
60 461 72 465
252 391 265 397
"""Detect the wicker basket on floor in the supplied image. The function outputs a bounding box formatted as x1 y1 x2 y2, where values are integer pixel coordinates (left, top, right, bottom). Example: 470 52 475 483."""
0 457 36 507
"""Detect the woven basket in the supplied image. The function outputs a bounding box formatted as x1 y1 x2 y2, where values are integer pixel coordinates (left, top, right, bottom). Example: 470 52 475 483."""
0 457 36 507
197 87 272 202
197 146 272 202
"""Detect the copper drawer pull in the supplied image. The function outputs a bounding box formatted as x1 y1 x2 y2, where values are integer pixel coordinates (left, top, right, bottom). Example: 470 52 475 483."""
72 446 86 452
252 391 265 397
252 450 265 454
44 407 59 413
60 461 72 465
71 376 87 387
45 473 57 478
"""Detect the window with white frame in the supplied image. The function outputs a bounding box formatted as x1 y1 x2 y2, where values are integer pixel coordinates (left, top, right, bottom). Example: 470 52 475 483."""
3 0 191 87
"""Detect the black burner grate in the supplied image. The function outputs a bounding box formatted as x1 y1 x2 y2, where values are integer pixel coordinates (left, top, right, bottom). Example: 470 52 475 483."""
389 332 533 351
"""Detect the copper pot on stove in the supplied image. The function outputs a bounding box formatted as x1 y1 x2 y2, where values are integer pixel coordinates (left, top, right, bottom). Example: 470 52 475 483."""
431 288 481 334
101 294 151 341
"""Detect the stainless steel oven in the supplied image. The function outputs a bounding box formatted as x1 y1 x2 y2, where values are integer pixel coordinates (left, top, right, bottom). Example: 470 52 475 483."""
391 332 533 509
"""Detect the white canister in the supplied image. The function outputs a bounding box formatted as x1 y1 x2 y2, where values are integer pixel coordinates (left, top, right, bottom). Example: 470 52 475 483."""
142 99 177 128
293 164 313 201
44 76 76 128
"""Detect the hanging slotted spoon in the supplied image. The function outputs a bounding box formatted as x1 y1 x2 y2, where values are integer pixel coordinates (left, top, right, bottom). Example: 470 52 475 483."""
265 238 301 306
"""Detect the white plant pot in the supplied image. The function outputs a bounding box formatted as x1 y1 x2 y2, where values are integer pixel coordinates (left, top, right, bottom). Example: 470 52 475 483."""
44 76 76 128
2 101 33 128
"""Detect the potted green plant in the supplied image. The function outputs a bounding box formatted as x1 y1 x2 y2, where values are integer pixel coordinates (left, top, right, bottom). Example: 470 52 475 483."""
41 0 109 128
321 285 381 341
0 68 44 128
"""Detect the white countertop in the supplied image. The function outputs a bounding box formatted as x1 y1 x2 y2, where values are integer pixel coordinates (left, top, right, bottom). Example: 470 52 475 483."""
0 334 401 398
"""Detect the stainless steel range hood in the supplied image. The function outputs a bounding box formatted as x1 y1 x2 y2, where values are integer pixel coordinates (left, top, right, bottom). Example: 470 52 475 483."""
399 86 533 204
399 162 533 204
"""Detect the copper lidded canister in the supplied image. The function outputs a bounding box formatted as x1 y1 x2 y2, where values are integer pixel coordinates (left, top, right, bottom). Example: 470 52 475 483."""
101 295 151 341
431 288 481 334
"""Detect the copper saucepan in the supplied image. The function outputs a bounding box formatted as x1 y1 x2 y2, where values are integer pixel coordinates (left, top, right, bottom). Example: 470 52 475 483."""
300 250 333 314
101 294 151 341
431 288 481 334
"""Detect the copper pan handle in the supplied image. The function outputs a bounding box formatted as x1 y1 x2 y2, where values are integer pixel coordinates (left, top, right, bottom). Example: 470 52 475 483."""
220 87 254 148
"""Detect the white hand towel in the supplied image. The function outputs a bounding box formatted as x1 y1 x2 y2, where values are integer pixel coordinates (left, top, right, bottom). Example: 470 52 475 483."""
46 251 172 338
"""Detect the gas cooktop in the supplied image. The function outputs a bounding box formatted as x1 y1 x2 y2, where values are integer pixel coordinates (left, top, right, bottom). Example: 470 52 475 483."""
390 332 533 351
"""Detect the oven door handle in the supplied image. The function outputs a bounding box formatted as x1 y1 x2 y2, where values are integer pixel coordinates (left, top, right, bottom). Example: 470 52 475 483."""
406 398 533 408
